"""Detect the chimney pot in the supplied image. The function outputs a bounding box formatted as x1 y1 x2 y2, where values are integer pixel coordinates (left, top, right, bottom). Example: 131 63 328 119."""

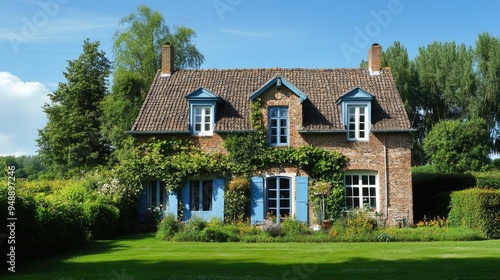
161 43 174 76
368 43 382 76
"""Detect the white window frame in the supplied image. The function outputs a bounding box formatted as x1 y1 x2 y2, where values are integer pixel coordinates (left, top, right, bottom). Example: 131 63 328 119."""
192 105 213 136
344 171 379 211
268 106 289 146
347 105 369 141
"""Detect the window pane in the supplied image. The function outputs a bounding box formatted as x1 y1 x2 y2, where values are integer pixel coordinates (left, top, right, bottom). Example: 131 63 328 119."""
352 176 359 185
362 175 368 185
280 128 286 135
195 115 201 122
370 187 376 196
195 124 201 131
362 187 369 196
349 107 356 114
271 119 277 127
268 190 277 199
369 176 376 185
345 175 352 185
191 181 199 211
280 199 290 208
202 181 212 211
195 107 202 114
348 131 355 139
353 187 359 196
205 124 210 131
359 107 365 114
270 108 278 117
270 136 277 143
279 209 290 217
280 119 287 127
268 178 277 189
345 187 352 196
279 108 288 117
204 115 210 122
280 136 287 143
268 200 276 208
271 128 277 136
204 108 211 114
370 198 376 208
360 115 365 123
360 131 365 138
353 198 360 208
346 199 353 209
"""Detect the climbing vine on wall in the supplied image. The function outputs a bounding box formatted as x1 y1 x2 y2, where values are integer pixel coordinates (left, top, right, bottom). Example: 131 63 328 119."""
118 96 349 221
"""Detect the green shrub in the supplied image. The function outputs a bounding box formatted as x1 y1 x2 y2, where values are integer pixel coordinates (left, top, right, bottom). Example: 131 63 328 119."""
448 187 500 239
202 224 240 242
84 199 120 239
172 216 207 242
156 213 182 240
472 171 500 189
35 198 88 254
281 217 311 236
224 177 250 224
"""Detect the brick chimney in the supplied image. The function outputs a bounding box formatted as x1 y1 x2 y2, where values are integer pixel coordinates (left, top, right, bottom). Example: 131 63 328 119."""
368 43 382 76
161 43 174 76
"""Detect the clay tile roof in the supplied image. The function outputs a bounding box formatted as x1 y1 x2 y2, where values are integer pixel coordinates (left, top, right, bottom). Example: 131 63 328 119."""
130 67 411 133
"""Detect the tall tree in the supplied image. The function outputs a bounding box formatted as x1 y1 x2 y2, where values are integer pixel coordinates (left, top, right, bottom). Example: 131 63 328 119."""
415 41 476 124
103 5 205 161
473 33 500 152
37 39 111 175
100 71 146 161
112 4 205 86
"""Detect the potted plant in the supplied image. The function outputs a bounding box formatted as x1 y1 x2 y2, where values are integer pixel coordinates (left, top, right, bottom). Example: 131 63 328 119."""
310 181 333 230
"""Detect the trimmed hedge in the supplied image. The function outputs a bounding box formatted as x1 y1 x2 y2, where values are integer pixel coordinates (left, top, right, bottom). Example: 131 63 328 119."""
412 172 476 221
448 188 500 239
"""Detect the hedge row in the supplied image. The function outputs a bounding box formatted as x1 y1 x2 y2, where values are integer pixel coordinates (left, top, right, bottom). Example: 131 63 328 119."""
0 181 121 262
448 188 500 239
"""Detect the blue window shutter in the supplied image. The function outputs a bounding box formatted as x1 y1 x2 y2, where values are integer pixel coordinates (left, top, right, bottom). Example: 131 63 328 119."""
168 190 178 219
212 179 225 220
138 185 148 224
250 176 264 224
296 176 309 223
181 181 191 221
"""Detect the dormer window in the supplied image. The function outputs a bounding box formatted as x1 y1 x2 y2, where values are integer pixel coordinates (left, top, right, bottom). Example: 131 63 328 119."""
185 87 222 137
269 107 289 146
337 87 374 142
348 105 368 141
193 106 213 136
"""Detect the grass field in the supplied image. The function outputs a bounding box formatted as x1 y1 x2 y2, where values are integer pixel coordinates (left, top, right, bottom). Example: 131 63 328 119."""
5 233 500 280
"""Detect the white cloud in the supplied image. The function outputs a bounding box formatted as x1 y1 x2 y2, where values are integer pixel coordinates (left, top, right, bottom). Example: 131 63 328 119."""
0 72 50 155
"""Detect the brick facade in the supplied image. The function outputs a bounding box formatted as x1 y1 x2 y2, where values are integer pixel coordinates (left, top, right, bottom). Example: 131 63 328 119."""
135 83 413 225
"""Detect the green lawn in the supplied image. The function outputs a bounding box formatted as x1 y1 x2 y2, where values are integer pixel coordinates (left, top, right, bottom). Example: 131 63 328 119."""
5 233 500 280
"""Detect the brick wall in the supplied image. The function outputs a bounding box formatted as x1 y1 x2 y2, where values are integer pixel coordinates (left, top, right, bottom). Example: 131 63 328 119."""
133 84 414 225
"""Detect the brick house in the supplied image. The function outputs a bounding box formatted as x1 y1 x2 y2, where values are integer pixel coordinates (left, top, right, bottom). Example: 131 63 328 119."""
129 43 414 226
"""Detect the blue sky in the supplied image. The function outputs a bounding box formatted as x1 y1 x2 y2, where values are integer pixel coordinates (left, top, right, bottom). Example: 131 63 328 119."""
0 0 499 156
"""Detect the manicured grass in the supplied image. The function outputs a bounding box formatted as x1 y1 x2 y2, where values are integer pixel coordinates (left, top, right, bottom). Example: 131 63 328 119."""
5 233 500 280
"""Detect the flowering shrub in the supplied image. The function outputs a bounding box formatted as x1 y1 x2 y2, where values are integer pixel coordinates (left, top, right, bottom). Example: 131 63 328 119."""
225 177 250 224
262 218 282 237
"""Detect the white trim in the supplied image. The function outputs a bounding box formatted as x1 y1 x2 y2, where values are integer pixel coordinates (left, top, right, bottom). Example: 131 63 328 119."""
344 171 379 211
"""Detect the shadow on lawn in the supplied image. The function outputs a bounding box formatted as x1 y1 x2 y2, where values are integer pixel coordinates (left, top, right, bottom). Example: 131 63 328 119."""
4 234 499 280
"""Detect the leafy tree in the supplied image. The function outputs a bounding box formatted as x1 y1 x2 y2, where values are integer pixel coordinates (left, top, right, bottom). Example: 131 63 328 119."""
423 119 490 173
473 33 500 152
100 71 145 162
112 4 204 86
37 39 111 175
104 5 205 160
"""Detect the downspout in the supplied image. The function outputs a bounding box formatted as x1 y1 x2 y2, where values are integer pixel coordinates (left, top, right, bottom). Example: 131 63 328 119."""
384 132 389 221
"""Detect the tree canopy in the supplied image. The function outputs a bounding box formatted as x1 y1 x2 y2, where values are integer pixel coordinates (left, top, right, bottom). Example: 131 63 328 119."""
423 119 491 173
37 39 111 175
365 34 500 164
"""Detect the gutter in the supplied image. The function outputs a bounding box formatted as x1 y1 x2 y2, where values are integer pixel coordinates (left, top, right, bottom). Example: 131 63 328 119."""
125 130 191 135
298 130 346 133
372 129 417 133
